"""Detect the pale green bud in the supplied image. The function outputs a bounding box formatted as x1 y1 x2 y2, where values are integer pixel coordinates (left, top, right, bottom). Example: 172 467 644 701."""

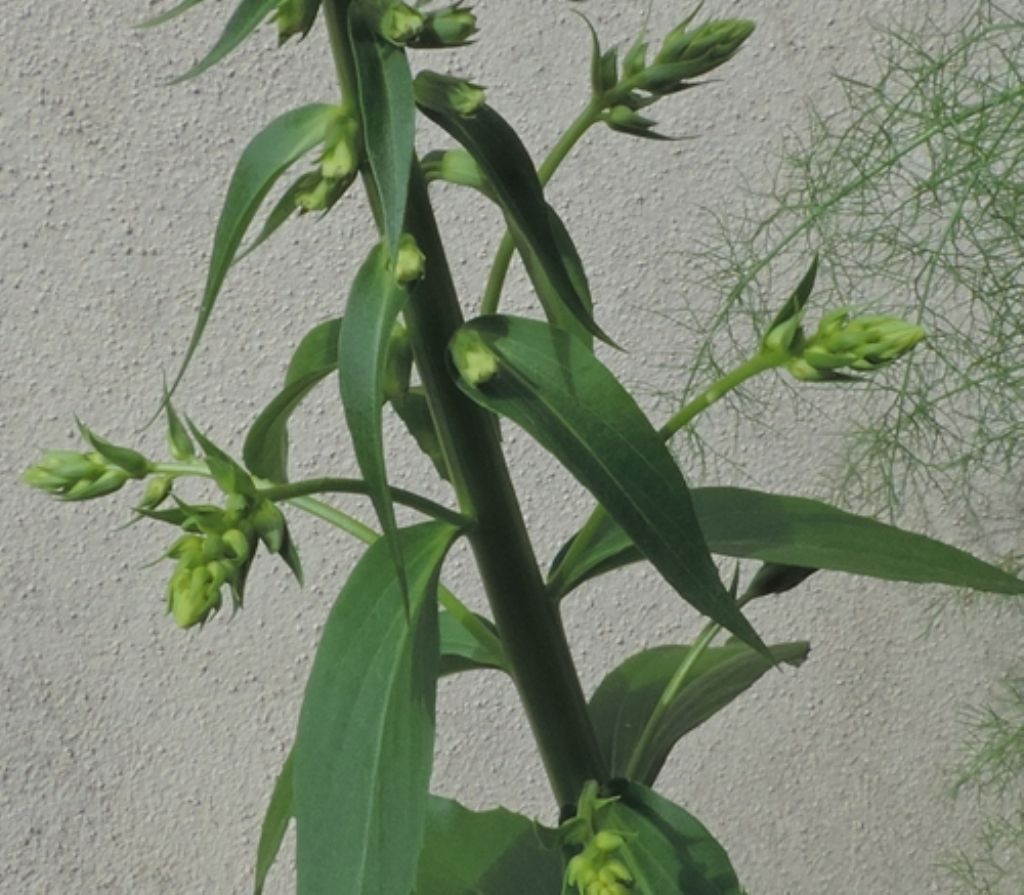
139 475 172 509
421 148 488 193
446 78 486 116
222 528 253 563
295 174 352 213
414 5 478 48
23 449 113 500
275 0 318 44
450 329 499 385
63 468 129 501
594 831 624 853
383 323 413 401
251 499 286 553
394 234 426 285
379 2 425 45
320 114 360 180
761 313 803 354
655 18 755 72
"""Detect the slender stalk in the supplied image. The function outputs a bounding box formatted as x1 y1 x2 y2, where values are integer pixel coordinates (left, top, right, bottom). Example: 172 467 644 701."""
480 98 604 314
622 588 763 780
548 350 783 598
324 2 607 807
623 620 721 781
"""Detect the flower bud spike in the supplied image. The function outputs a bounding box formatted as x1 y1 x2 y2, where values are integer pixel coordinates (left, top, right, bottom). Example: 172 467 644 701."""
139 475 173 510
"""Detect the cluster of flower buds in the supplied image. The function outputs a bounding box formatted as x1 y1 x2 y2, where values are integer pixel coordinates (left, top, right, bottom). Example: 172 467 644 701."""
565 830 634 895
160 492 293 628
377 2 477 48
588 9 754 139
770 308 926 382
24 425 150 502
293 109 361 213
274 0 320 45
560 782 635 895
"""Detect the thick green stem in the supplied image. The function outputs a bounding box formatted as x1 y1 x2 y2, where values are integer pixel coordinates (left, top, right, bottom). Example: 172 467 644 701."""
403 164 607 806
324 3 606 807
480 98 603 315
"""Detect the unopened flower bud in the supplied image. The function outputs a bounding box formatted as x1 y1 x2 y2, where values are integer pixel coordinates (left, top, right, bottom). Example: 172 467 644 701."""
383 323 413 401
251 499 287 554
421 148 488 192
275 0 318 44
64 468 129 501
394 234 426 285
654 18 755 77
413 5 478 48
222 528 253 563
295 173 352 213
451 329 499 385
761 313 803 354
139 475 172 509
379 2 425 45
320 113 360 180
594 831 624 853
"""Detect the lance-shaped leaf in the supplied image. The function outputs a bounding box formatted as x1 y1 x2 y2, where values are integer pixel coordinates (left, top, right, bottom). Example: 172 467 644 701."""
602 780 743 895
170 0 279 83
348 5 415 257
415 797 563 894
590 641 810 784
244 317 341 481
254 750 293 895
168 103 336 397
415 72 611 345
449 315 766 655
235 171 317 264
439 611 506 677
294 522 459 895
137 0 207 29
339 244 409 599
551 486 1024 598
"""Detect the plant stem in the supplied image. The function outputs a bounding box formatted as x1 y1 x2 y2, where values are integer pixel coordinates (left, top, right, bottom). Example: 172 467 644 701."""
402 163 607 806
548 350 783 598
324 2 607 808
480 98 603 315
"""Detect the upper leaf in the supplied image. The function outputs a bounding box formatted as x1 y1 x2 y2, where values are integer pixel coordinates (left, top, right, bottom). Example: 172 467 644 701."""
169 0 279 83
348 4 416 258
450 315 766 655
244 317 341 481
590 641 810 783
339 244 410 601
415 71 610 345
438 611 506 677
551 485 1024 598
415 796 562 894
294 522 459 895
168 103 336 398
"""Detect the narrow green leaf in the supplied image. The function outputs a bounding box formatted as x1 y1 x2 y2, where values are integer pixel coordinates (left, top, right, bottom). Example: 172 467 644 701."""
553 486 1024 598
76 421 149 477
415 72 611 345
163 390 196 460
764 254 818 334
439 611 505 677
137 0 207 29
603 781 743 895
235 171 317 264
244 317 341 481
168 103 335 397
590 641 810 783
339 244 410 600
169 0 278 84
392 387 450 481
415 797 563 894
187 420 257 497
348 5 415 257
294 522 458 895
254 750 293 895
450 315 766 655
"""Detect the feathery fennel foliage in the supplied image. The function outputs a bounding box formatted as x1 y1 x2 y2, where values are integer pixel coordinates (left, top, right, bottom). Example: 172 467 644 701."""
683 1 1023 525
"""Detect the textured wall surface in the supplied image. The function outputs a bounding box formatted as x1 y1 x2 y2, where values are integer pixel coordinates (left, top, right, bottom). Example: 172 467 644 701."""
2 1 1019 893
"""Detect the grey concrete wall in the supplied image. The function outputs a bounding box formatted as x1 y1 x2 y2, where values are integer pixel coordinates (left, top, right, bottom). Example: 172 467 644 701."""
2 1 1019 892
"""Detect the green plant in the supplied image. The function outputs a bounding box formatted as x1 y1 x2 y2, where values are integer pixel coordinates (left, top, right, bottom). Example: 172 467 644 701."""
22 2 1024 893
